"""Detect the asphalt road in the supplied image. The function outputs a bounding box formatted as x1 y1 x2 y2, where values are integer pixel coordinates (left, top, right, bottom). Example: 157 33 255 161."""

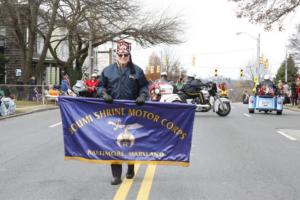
1 103 300 200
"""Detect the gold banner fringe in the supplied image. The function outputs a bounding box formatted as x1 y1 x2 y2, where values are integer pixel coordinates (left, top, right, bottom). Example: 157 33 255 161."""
64 156 189 167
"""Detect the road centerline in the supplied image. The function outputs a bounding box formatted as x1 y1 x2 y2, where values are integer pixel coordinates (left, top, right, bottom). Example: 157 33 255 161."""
136 164 157 200
113 164 141 200
277 130 297 141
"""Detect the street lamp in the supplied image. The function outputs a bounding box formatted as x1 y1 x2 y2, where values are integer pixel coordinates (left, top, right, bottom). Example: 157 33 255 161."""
284 47 288 83
236 32 261 81
88 32 94 77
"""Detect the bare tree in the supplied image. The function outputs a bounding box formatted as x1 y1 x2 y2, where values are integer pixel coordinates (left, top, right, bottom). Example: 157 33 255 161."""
0 0 60 82
160 48 182 82
145 48 183 82
1 0 184 82
289 24 300 64
46 0 184 79
36 0 60 75
244 60 256 81
230 0 300 30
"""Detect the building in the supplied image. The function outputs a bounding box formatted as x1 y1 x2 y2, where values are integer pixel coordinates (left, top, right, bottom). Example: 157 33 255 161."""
0 3 117 85
0 5 67 85
0 26 6 83
0 24 24 84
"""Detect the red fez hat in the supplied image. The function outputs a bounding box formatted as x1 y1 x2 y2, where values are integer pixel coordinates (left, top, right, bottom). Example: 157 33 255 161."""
116 40 131 54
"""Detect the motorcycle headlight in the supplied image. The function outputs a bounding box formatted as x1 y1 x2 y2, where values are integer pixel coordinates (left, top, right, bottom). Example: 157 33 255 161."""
155 88 160 94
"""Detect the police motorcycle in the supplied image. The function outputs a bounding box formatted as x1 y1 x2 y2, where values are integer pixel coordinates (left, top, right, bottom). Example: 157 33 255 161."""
72 80 88 97
149 80 183 103
178 81 231 117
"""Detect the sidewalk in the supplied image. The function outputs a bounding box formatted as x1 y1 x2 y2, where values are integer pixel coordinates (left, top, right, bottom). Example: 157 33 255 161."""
283 104 300 112
0 102 58 120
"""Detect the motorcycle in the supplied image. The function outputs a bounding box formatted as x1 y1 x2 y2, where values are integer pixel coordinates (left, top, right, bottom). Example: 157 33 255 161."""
248 86 283 115
72 80 88 97
149 80 182 103
178 82 231 117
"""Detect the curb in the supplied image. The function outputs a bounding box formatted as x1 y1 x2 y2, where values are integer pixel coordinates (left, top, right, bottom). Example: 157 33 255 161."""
283 106 300 112
0 106 58 121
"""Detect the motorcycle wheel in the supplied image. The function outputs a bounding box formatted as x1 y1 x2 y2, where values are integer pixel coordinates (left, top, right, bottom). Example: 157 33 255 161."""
243 98 248 104
249 109 254 114
276 111 282 115
216 102 231 117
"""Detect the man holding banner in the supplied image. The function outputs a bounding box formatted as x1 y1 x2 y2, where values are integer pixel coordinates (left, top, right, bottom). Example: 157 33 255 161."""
59 40 195 187
100 40 149 185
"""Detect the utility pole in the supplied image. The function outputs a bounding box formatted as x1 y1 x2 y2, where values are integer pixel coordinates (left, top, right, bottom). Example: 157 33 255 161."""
285 48 288 83
111 40 116 64
236 32 261 81
88 32 93 77
256 33 261 82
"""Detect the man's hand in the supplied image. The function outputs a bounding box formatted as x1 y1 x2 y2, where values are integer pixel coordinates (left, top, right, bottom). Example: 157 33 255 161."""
103 93 113 104
136 94 146 105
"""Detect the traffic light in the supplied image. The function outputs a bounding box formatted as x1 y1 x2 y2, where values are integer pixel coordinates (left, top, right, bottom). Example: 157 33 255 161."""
253 76 259 84
240 69 244 77
259 56 264 64
214 69 218 77
264 59 269 69
192 56 196 66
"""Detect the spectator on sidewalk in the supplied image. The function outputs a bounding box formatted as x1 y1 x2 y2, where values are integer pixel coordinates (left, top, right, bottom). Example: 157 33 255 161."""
277 80 283 96
28 76 36 101
297 79 300 105
16 78 24 100
61 73 71 95
48 85 60 96
283 81 290 104
290 80 298 106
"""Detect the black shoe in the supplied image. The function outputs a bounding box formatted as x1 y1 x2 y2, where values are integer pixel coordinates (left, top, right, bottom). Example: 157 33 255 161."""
111 177 122 185
126 165 135 179
126 170 135 179
126 172 134 179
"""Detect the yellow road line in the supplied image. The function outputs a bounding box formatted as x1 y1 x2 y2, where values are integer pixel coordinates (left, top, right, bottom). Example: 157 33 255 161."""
136 165 157 200
113 164 141 200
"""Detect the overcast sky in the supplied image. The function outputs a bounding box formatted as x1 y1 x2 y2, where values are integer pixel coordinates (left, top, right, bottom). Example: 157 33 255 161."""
131 0 300 79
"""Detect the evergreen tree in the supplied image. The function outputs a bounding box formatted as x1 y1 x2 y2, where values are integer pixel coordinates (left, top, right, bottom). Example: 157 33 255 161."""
275 55 299 83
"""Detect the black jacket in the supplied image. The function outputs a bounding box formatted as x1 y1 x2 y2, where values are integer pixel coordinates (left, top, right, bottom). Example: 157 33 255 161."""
100 63 148 100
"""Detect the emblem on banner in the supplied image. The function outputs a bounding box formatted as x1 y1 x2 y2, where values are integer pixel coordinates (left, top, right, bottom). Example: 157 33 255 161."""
108 121 143 148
